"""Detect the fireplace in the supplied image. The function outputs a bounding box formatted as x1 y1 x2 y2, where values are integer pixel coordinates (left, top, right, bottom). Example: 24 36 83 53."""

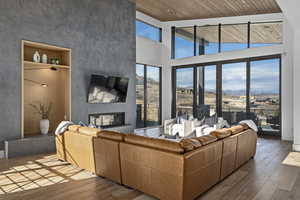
89 112 125 128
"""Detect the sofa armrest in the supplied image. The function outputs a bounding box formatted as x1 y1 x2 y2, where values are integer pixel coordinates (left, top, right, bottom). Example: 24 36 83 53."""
55 131 96 173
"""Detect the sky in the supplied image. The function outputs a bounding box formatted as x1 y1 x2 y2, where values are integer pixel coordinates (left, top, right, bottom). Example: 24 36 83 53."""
136 20 280 95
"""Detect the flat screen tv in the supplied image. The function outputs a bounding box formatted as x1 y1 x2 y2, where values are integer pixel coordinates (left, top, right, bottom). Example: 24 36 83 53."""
88 74 129 103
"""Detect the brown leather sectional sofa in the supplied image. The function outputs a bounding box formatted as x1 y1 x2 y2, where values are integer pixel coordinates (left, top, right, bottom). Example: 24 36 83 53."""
56 124 257 200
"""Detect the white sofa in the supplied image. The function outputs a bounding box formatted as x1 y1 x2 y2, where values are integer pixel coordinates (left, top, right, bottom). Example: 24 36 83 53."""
164 118 202 137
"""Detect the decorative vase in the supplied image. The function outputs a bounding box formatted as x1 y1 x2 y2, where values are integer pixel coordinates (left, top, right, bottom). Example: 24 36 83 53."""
40 119 49 135
42 54 48 64
33 51 41 63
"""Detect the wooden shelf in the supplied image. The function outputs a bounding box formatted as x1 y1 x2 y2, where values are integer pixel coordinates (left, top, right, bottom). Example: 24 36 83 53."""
24 61 70 70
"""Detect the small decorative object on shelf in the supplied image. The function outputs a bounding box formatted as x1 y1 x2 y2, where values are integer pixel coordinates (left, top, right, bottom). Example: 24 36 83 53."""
55 58 60 65
33 51 41 63
50 58 56 64
42 54 48 64
29 102 52 135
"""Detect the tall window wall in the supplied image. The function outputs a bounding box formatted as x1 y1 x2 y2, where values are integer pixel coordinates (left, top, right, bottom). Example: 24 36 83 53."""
172 55 281 135
136 64 162 128
172 21 282 59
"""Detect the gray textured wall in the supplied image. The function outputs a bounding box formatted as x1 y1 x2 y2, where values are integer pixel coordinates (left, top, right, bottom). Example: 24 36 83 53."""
0 0 136 150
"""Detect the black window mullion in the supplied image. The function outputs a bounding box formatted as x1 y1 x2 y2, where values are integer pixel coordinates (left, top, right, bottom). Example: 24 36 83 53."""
193 66 197 117
218 24 222 53
144 65 147 127
247 22 251 48
194 25 197 56
159 67 162 125
246 60 251 117
171 68 177 118
216 63 222 117
159 28 162 43
171 27 176 59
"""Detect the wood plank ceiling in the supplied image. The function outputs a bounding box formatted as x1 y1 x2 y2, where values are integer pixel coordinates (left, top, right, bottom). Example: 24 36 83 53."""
134 0 282 21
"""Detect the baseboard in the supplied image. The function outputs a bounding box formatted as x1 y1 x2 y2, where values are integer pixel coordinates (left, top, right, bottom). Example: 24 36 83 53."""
293 144 300 152
0 150 4 159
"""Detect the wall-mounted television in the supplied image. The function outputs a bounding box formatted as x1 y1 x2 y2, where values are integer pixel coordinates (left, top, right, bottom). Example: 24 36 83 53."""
88 74 129 103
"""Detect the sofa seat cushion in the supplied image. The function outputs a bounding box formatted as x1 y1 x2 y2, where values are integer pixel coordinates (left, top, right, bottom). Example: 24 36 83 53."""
98 131 124 141
78 127 101 137
124 134 184 154
68 125 82 132
229 125 245 135
210 128 232 139
179 138 202 152
196 135 218 146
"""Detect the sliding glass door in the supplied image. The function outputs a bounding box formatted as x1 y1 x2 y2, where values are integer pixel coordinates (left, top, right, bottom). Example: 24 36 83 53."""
146 66 161 127
222 62 247 124
172 55 281 135
136 64 161 128
196 65 217 117
136 64 145 128
175 68 194 116
250 58 280 133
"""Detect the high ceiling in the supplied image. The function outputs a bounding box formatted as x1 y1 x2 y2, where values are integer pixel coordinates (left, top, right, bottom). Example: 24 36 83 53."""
133 0 282 21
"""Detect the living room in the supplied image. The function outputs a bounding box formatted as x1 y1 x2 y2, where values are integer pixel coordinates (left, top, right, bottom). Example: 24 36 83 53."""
1 0 300 199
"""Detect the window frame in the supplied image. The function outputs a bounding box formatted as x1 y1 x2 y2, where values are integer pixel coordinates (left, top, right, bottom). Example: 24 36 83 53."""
171 21 283 59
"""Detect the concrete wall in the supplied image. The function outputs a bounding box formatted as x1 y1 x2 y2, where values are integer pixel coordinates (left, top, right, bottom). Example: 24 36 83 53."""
136 36 165 67
0 0 136 150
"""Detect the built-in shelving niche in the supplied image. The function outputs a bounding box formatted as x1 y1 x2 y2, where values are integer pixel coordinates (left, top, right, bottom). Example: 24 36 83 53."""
21 40 71 138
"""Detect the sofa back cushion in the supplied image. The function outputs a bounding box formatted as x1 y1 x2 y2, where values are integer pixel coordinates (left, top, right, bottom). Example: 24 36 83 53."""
179 138 202 152
196 135 218 146
98 131 124 141
229 125 245 135
78 127 101 136
210 128 232 139
124 134 184 154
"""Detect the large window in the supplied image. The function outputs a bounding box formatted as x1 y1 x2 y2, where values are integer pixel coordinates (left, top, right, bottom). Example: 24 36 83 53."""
174 27 195 59
175 67 194 116
222 62 247 124
195 65 217 118
250 59 280 132
172 21 282 58
221 24 248 52
172 56 281 135
146 66 161 127
136 20 161 42
136 64 161 128
203 65 217 116
136 64 145 128
250 22 283 48
196 25 219 55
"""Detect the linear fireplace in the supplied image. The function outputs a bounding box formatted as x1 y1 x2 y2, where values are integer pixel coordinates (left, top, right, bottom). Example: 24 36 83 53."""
89 112 125 128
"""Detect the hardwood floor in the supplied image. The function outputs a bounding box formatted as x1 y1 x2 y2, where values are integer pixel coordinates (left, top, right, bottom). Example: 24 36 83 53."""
0 136 297 200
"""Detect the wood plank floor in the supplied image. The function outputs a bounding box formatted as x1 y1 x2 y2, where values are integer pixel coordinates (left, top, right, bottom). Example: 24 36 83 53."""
0 136 297 200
